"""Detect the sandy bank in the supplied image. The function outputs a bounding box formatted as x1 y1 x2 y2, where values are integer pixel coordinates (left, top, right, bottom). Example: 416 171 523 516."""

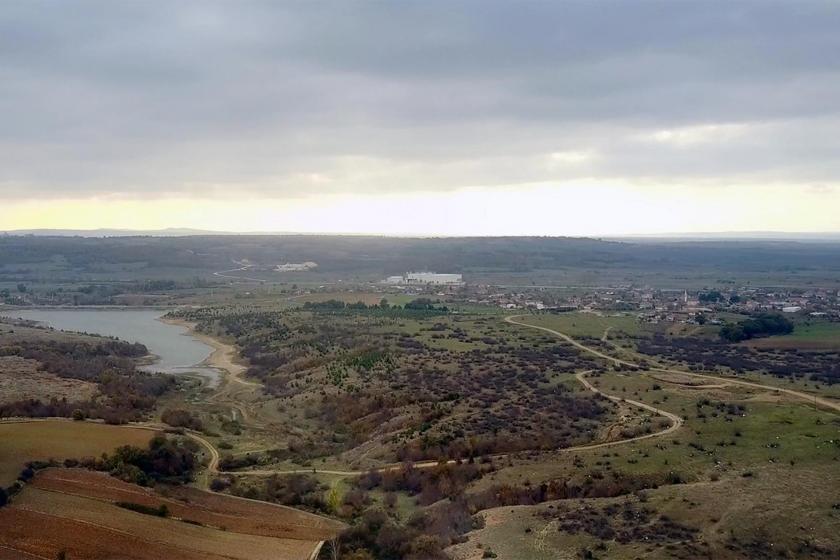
159 316 250 381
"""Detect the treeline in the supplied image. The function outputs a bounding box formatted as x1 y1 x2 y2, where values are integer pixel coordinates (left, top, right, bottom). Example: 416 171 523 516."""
93 435 200 486
1 435 200 511
6 235 840 280
303 297 449 317
719 313 794 342
0 338 175 422
20 435 197 488
12 279 199 306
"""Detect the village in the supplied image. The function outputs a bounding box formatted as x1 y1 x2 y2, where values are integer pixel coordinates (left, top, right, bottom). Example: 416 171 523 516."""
374 271 840 326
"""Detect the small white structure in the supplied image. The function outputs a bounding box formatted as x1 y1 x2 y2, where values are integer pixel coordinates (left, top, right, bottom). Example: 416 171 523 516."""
782 306 802 313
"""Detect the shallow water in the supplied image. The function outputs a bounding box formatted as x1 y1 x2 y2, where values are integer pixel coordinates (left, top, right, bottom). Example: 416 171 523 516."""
6 309 221 386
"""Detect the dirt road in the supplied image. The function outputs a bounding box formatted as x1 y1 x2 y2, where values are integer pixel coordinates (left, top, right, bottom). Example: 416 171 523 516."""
505 314 840 415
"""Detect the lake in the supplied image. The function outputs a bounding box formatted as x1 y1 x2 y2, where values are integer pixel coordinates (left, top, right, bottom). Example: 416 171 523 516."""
5 309 221 386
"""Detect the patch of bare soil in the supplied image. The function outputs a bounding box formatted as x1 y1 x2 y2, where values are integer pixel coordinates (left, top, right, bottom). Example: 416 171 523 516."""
0 356 98 403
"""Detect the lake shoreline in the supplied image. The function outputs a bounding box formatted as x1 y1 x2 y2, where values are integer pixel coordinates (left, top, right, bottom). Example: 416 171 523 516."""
7 308 223 387
158 316 248 381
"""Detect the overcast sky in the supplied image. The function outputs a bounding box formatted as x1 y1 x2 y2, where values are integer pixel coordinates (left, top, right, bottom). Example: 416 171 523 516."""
2 1 839 235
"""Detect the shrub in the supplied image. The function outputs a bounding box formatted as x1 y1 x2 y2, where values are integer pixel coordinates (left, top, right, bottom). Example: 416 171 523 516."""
116 501 169 517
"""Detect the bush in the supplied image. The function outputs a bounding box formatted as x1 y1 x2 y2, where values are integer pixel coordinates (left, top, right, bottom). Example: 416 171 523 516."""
101 435 199 486
116 501 169 517
161 408 204 431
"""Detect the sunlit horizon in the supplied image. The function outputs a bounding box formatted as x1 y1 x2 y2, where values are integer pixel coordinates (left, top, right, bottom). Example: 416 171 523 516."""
4 180 839 236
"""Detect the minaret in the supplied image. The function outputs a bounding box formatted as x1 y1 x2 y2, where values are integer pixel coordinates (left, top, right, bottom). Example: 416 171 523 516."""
684 290 688 305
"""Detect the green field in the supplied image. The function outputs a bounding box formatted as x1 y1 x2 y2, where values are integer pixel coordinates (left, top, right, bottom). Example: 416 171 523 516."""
519 312 646 338
749 320 840 350
452 366 840 559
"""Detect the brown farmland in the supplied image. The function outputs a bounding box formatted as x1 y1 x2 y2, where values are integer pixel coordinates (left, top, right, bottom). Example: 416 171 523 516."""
0 420 156 486
0 468 344 560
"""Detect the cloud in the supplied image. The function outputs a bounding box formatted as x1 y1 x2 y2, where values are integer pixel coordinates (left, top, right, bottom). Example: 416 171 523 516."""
1 1 840 201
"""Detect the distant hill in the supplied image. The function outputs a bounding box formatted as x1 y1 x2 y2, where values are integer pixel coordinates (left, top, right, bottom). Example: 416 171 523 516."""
610 231 840 242
5 229 840 241
2 228 225 237
1 234 839 288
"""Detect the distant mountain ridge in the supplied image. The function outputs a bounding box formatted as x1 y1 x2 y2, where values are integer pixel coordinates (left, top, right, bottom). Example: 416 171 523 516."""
2 228 228 237
3 228 840 241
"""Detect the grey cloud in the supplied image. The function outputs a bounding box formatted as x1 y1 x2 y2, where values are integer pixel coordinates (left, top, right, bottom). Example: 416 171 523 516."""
1 1 839 198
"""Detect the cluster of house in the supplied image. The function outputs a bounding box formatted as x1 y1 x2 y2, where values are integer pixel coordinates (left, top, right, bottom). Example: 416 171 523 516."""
453 283 840 324
382 272 464 286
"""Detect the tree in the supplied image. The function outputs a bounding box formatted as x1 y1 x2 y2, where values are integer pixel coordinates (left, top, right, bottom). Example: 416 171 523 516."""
327 486 341 514
720 313 793 342
16 283 26 293
699 290 723 303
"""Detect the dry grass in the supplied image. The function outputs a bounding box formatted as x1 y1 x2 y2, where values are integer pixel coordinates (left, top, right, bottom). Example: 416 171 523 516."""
0 420 156 485
0 356 98 403
449 465 840 560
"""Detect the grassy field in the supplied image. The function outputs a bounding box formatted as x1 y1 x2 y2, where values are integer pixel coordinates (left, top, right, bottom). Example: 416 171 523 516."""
450 463 840 560
169 307 612 472
522 312 646 338
747 319 840 350
0 421 156 486
450 367 840 559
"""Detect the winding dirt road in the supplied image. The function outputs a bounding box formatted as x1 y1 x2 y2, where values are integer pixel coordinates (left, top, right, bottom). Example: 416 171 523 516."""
29 312 831 483
505 314 840 415
217 369 683 477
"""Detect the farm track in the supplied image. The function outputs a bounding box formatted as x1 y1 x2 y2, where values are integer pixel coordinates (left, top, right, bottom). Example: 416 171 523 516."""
12 312 837 486
504 314 840 415
214 316 691 477
215 365 683 478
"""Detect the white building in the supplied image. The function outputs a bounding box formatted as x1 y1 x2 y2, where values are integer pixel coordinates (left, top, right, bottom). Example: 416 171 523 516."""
381 272 464 285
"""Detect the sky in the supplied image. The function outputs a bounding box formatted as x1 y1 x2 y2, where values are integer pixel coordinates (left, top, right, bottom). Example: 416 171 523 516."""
2 1 840 236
